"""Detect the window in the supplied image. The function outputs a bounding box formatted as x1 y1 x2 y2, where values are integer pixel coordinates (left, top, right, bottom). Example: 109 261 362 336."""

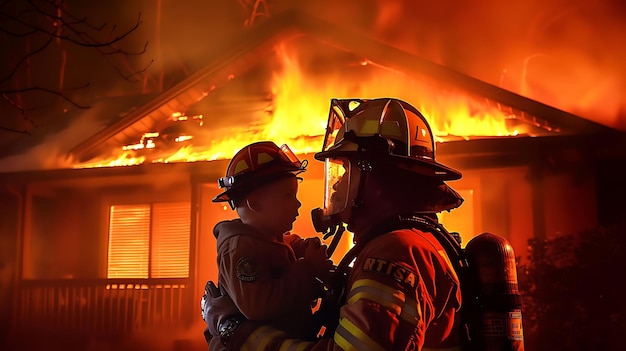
107 202 190 278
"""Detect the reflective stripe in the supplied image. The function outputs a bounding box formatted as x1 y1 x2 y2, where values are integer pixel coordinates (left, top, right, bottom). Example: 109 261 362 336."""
241 325 287 351
348 279 420 325
278 339 315 351
334 331 358 351
348 279 404 308
422 347 463 351
399 296 420 324
334 317 386 351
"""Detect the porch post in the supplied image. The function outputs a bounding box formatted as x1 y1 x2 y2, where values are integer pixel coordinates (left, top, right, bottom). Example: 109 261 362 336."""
187 176 202 326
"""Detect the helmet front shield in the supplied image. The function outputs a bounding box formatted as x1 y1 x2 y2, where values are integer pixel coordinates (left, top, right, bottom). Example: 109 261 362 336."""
321 100 347 153
311 157 357 236
323 158 352 217
278 143 303 168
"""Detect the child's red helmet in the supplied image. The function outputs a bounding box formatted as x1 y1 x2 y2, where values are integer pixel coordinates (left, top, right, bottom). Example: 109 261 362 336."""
212 141 307 209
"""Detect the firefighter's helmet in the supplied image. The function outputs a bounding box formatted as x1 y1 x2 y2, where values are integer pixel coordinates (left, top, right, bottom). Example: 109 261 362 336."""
313 98 462 221
213 141 307 209
315 98 461 180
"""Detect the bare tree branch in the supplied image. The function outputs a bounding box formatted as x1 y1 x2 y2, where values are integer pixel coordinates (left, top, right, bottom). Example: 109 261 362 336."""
238 0 272 27
1 92 38 131
0 125 31 134
3 85 91 109
1 1 143 48
99 37 149 56
97 53 153 83
0 0 150 133
0 24 39 37
0 36 52 83
122 58 154 80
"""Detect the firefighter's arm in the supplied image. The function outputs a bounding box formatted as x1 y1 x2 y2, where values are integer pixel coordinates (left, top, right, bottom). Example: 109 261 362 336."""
332 268 428 350
201 285 335 351
329 233 441 351
222 237 329 320
222 277 422 351
201 281 238 351
216 250 427 350
224 320 336 351
199 287 315 351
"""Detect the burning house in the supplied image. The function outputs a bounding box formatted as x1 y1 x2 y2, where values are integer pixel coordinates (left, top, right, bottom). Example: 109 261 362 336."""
1 7 624 351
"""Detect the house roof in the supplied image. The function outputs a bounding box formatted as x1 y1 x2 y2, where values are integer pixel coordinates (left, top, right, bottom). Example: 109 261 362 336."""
69 9 616 163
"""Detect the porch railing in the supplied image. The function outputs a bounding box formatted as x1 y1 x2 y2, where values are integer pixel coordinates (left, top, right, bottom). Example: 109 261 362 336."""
15 278 193 334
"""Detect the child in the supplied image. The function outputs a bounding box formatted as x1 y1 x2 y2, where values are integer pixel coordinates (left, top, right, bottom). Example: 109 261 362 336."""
207 141 333 348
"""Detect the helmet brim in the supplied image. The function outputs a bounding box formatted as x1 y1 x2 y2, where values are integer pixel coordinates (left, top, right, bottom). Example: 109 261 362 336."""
212 190 231 203
211 170 303 204
314 149 462 181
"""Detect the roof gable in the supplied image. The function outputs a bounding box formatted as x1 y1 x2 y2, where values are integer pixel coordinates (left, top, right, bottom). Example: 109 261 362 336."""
69 9 615 163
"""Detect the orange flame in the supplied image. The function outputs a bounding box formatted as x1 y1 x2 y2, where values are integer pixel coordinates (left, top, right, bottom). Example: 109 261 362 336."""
74 42 526 169
75 152 146 168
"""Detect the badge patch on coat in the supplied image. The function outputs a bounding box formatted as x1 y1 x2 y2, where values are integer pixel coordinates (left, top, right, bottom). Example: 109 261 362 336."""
362 257 418 288
236 257 261 282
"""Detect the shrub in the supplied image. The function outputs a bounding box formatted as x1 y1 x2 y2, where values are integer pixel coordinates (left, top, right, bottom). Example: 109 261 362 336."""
518 218 626 351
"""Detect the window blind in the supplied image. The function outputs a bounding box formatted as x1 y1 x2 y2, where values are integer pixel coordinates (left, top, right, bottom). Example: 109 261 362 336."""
107 205 150 278
107 202 190 278
151 202 191 278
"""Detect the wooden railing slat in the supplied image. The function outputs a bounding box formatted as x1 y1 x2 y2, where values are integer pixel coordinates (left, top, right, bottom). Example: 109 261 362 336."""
15 279 191 334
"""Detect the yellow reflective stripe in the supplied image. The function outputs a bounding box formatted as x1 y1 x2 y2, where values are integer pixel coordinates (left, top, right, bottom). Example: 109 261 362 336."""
349 291 402 314
334 331 358 351
422 347 463 351
334 317 386 351
348 279 420 325
349 279 405 307
278 339 314 351
399 296 420 324
241 325 287 351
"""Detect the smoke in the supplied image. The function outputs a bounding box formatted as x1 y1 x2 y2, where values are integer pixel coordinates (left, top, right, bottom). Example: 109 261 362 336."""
130 0 625 129
0 106 107 172
298 0 626 130
2 0 623 173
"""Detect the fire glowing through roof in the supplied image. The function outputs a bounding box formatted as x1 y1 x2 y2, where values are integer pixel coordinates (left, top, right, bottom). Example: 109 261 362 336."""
74 42 538 169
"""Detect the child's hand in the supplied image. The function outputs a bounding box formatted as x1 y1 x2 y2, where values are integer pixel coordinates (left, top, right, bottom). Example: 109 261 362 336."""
304 237 326 257
284 233 306 258
303 238 334 282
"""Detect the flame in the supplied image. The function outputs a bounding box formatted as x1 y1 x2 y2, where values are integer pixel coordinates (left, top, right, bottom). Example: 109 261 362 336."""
75 152 146 168
75 42 528 169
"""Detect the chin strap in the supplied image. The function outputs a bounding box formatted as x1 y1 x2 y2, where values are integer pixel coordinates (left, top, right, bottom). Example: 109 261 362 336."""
310 208 346 258
325 224 345 257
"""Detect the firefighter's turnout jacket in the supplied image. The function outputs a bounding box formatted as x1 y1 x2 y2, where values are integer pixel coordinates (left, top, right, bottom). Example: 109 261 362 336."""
214 219 321 341
228 226 463 351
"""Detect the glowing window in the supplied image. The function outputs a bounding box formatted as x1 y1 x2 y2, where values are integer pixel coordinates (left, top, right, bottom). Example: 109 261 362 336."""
107 202 190 278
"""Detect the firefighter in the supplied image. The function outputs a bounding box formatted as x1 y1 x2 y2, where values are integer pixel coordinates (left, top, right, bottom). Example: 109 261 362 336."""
203 141 334 351
203 98 467 350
